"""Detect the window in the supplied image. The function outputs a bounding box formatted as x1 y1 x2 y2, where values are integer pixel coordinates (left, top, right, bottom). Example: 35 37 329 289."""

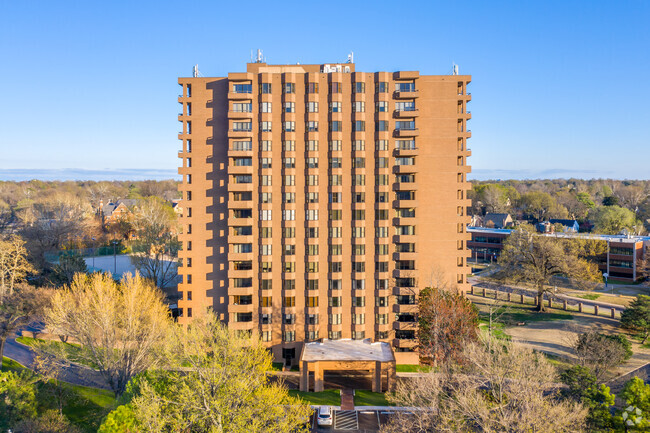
283 175 295 186
233 226 252 236
233 209 252 219
307 101 319 112
376 209 389 220
283 209 295 221
396 191 415 200
307 121 318 132
260 192 272 203
352 314 365 325
375 226 389 238
376 314 388 325
260 244 272 255
260 140 272 151
260 175 271 186
375 174 389 185
397 174 415 183
376 82 388 93
233 295 253 305
395 121 416 131
261 313 272 324
353 101 365 113
233 243 252 253
330 121 342 132
396 157 415 165
234 312 252 322
283 140 295 151
283 192 295 203
352 296 365 307
307 280 319 291
259 102 272 113
261 331 271 342
329 140 342 151
329 227 342 238
233 260 252 270
375 261 389 272
353 261 365 272
260 157 271 169
353 209 365 220
282 227 295 238
330 157 342 168
329 313 342 324
233 83 252 93
233 191 252 201
329 192 341 203
330 101 342 112
234 175 252 184
260 262 272 272
396 225 416 235
354 82 365 93
352 244 365 255
395 82 416 92
328 296 342 307
353 157 365 168
329 262 342 272
307 82 319 93
284 297 296 307
396 242 416 253
259 83 272 94
283 331 295 342
329 279 342 290
307 227 319 238
284 82 295 93
284 262 296 272
306 330 319 340
307 192 319 203
353 192 365 203
397 208 415 218
352 227 365 238
329 82 342 93
306 209 319 220
259 121 272 132
307 157 319 168
395 101 416 112
353 175 365 186
329 175 342 186
307 140 319 151
329 209 342 220
329 331 342 340
307 244 319 255
376 120 389 131
329 244 342 255
284 244 296 256
283 280 296 291
376 140 388 151
284 102 295 113
232 102 252 112
260 296 272 307
284 157 295 168
376 101 388 112
233 121 252 131
353 121 365 132
283 121 295 132
352 140 365 151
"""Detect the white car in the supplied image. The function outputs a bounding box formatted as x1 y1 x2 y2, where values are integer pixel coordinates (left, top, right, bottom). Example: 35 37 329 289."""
317 405 333 426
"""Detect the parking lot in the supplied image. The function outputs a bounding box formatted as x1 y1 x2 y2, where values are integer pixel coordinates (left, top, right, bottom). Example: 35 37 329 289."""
310 409 403 432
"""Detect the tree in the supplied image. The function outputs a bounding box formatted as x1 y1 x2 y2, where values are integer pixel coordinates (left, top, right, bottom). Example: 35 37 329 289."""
99 313 312 433
0 370 38 430
0 285 50 368
518 191 568 222
621 295 650 343
0 235 35 297
48 253 88 287
590 205 643 235
602 196 619 207
129 197 179 288
559 366 616 431
496 224 603 311
383 337 587 433
573 331 629 380
619 377 650 430
43 272 171 396
418 287 478 365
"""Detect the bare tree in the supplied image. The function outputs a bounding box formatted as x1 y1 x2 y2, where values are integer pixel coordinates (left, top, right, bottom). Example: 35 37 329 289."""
43 272 172 396
573 331 628 381
495 224 603 311
383 336 587 433
0 235 35 297
129 197 179 288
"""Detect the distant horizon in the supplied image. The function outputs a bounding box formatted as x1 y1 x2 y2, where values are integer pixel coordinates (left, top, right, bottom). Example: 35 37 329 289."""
1 168 648 182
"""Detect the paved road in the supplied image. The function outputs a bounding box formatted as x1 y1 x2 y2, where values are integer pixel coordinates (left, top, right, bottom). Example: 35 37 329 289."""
4 336 110 390
310 409 407 432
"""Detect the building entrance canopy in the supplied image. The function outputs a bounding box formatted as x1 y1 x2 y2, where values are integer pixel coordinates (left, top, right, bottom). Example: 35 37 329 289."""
299 339 397 392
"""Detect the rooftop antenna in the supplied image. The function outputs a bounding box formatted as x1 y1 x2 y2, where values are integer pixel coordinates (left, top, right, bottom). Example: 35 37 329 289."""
347 51 354 63
192 64 202 78
256 49 263 63
452 63 459 75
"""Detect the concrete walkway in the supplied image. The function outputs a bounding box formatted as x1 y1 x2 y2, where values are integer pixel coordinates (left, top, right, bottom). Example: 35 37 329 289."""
341 389 355 410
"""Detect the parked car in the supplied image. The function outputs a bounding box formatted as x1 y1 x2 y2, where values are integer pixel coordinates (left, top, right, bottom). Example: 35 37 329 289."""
317 405 333 426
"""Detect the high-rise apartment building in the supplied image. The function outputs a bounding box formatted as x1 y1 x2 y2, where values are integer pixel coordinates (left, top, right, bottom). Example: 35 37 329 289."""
177 61 471 364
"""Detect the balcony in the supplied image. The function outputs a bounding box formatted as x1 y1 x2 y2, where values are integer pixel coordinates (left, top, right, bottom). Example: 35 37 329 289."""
227 218 254 230
393 338 417 348
393 303 418 314
393 234 417 244
393 164 417 174
394 128 419 138
228 165 253 175
394 71 420 80
228 129 253 139
393 321 417 331
393 269 417 279
228 110 253 120
227 91 253 100
394 109 419 119
393 89 419 99
393 147 418 157
393 198 417 208
461 149 472 157
228 72 253 81
227 182 254 192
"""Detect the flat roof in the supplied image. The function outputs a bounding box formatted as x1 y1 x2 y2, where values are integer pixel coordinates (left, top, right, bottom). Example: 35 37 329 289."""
301 339 395 363
467 226 650 242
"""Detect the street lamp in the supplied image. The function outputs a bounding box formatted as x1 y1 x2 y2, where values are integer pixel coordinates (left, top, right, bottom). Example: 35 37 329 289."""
91 237 96 271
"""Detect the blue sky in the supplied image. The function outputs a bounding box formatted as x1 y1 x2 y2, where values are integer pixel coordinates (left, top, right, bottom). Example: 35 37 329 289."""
0 0 648 181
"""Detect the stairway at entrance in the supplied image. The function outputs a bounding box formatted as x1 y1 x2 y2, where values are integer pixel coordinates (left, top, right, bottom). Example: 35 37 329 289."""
341 389 355 410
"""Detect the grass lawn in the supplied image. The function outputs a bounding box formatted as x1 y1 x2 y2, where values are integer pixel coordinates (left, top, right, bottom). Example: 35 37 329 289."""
396 364 433 373
288 389 341 406
2 356 26 372
473 299 574 326
576 293 601 301
355 390 394 406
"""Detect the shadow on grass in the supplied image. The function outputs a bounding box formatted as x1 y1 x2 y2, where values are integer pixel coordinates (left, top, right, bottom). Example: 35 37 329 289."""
288 389 341 406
